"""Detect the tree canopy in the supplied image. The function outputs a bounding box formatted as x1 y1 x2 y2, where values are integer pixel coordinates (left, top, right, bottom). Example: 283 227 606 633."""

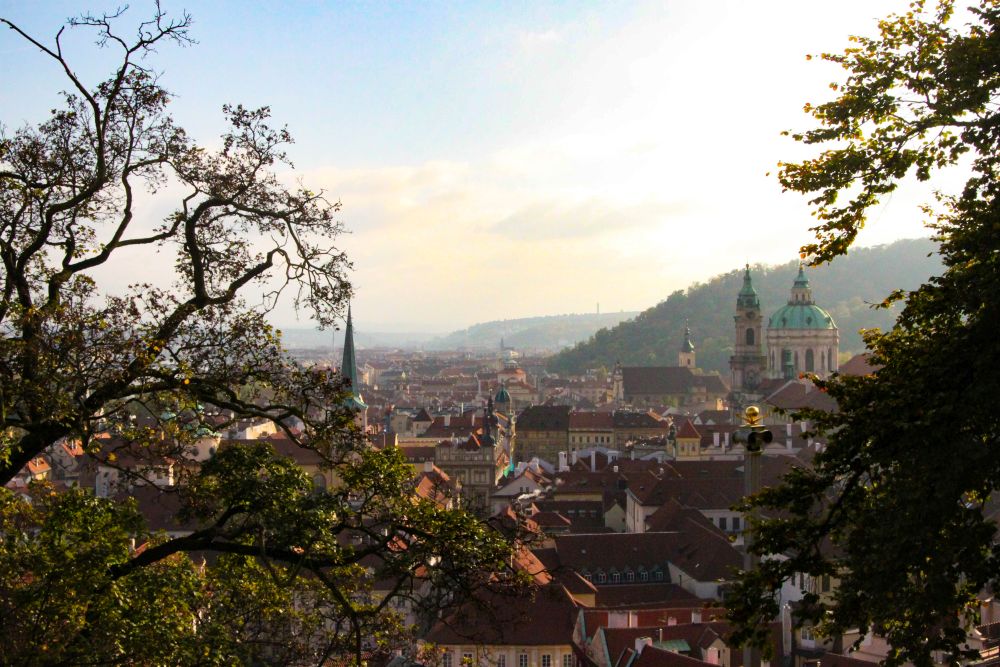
728 2 1000 665
0 7 524 663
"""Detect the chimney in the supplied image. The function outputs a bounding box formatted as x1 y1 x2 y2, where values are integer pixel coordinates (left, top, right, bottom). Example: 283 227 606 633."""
692 609 702 623
667 616 677 626
634 637 653 654
424 460 434 473
591 451 596 472
786 423 793 436
713 432 720 448
558 451 568 472
571 450 578 465
444 415 451 426
613 465 619 473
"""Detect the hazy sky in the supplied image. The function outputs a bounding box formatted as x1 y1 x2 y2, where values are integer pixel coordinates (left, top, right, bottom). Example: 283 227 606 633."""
1 1 940 332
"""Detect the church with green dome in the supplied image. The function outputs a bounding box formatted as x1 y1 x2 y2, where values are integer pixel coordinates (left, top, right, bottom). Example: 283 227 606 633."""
764 264 839 379
730 264 840 396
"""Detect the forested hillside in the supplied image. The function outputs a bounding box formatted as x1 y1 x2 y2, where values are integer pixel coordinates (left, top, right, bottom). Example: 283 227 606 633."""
427 311 639 351
547 238 941 376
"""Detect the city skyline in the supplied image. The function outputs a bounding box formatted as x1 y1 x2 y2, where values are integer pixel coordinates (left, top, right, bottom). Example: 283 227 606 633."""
1 1 938 331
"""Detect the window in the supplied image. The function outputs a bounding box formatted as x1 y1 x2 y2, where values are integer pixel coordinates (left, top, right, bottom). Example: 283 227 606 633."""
563 655 573 667
611 571 621 584
542 655 552 667
746 328 755 345
639 569 649 582
444 653 454 667
463 653 474 666
596 571 607 583
654 569 664 582
498 656 506 667
805 349 815 372
311 473 328 492
821 575 831 593
732 517 741 531
626 569 635 582
719 516 728 531
519 654 529 667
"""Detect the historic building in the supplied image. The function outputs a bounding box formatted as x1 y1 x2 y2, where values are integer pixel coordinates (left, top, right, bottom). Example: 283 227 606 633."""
765 265 839 379
729 265 767 396
731 264 840 395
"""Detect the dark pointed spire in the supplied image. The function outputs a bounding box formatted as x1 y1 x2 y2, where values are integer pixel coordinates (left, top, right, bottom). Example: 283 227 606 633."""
681 323 695 353
341 304 366 411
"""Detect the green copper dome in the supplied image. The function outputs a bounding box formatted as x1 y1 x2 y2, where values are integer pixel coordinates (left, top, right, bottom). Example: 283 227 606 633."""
768 263 836 330
768 303 837 330
494 384 511 404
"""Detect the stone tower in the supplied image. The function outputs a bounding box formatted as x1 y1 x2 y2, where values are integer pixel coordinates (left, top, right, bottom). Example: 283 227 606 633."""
730 265 767 392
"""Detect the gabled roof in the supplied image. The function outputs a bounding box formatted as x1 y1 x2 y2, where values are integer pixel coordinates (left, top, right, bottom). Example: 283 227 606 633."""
622 368 729 396
675 419 701 440
838 353 879 376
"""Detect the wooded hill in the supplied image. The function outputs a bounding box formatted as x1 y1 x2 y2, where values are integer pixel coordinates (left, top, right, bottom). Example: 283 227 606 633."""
546 237 941 376
427 311 639 351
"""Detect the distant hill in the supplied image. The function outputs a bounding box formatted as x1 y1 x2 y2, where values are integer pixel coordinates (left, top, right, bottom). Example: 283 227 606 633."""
426 312 640 352
547 237 942 376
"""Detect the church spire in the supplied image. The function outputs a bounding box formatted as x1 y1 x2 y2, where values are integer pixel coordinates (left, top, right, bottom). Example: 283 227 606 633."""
341 304 366 412
681 323 695 353
737 264 760 309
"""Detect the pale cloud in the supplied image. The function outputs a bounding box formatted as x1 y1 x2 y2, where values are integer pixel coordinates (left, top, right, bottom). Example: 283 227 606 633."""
277 0 930 330
489 199 690 241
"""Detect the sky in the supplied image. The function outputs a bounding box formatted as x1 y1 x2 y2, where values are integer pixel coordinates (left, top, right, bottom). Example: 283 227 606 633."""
0 1 940 332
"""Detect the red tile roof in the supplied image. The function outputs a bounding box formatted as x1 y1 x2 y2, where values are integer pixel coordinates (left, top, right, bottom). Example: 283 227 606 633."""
675 419 701 439
570 411 615 430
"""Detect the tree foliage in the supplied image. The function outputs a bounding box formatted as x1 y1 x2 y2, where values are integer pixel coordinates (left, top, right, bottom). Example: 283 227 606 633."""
0 6 525 662
728 2 1000 665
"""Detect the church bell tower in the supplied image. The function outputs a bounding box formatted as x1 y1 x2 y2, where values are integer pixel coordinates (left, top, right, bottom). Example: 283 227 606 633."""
730 265 766 394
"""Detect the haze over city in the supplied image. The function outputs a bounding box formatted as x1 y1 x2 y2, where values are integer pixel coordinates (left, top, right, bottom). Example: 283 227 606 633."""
1 1 932 332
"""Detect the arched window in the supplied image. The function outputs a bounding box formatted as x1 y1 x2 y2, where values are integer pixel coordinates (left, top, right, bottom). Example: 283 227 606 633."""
745 328 755 346
312 473 327 492
805 349 815 372
794 351 799 370
828 348 834 370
